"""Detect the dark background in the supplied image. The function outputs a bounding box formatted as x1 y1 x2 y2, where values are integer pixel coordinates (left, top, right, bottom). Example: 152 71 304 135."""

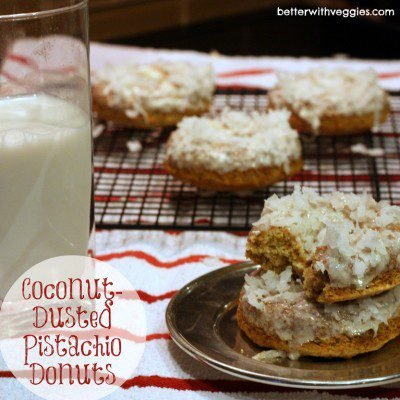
129 7 399 59
90 0 400 59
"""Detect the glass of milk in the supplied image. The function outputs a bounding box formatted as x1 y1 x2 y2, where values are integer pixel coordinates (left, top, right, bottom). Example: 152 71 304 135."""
0 1 93 297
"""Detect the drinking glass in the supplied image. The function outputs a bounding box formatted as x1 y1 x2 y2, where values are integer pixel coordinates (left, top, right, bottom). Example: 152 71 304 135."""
0 0 93 298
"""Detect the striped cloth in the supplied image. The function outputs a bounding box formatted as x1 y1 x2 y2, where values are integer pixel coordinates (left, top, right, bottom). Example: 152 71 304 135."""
97 230 400 400
90 42 400 92
2 230 399 399
4 39 400 91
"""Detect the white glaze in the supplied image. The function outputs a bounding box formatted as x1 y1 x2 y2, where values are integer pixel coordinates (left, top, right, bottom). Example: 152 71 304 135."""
166 109 301 173
269 68 387 132
93 61 215 118
243 267 400 346
253 186 400 288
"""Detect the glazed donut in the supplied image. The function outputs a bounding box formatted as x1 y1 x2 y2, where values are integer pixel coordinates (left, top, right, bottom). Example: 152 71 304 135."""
164 109 303 191
92 61 214 129
268 68 390 135
246 187 400 303
237 267 400 359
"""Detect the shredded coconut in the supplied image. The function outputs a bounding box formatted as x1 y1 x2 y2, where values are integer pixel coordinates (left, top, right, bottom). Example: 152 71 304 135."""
243 267 400 347
253 186 400 288
92 123 105 139
269 68 387 133
350 143 385 157
93 61 215 119
252 350 289 363
126 139 142 153
166 109 301 173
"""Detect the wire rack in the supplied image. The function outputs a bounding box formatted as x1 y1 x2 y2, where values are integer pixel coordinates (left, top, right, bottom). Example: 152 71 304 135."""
94 89 400 231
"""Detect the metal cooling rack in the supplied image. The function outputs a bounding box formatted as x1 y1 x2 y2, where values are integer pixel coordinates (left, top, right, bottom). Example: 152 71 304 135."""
94 89 400 231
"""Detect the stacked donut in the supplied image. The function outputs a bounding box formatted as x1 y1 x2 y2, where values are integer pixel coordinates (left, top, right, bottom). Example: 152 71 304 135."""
238 187 400 358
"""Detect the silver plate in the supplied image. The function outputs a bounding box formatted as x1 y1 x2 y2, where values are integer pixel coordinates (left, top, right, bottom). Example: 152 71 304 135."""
166 262 400 389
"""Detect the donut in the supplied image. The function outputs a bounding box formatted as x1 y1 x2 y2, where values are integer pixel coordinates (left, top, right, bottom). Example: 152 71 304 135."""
237 267 400 359
92 61 215 129
246 187 400 303
164 109 303 191
268 68 390 135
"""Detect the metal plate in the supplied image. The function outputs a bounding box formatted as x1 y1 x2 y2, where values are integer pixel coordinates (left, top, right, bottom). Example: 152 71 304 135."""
166 262 400 389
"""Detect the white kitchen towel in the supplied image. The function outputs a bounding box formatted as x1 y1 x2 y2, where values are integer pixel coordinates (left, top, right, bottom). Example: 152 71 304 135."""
3 39 400 91
90 42 400 91
1 230 399 399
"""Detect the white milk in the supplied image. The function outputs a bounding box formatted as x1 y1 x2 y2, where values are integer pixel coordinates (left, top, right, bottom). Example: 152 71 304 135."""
0 94 92 296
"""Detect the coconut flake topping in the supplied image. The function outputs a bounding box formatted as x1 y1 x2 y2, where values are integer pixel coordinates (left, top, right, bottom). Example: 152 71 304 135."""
269 68 387 132
93 61 215 118
243 267 400 346
166 109 301 173
253 187 400 287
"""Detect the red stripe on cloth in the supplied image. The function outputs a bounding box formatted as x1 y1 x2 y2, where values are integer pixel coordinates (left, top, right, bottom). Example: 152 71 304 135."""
121 375 400 397
195 218 213 225
229 232 250 237
299 174 400 182
217 68 274 78
8 53 38 69
216 84 264 90
95 168 400 183
122 375 275 392
136 290 177 303
1 71 19 82
8 53 76 74
146 333 171 341
94 167 166 175
94 195 122 202
164 230 185 235
378 72 400 79
0 371 398 397
372 132 400 137
0 369 123 386
216 67 400 80
33 327 146 343
0 326 162 343
293 173 379 182
94 195 162 203
163 230 245 236
97 250 242 268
